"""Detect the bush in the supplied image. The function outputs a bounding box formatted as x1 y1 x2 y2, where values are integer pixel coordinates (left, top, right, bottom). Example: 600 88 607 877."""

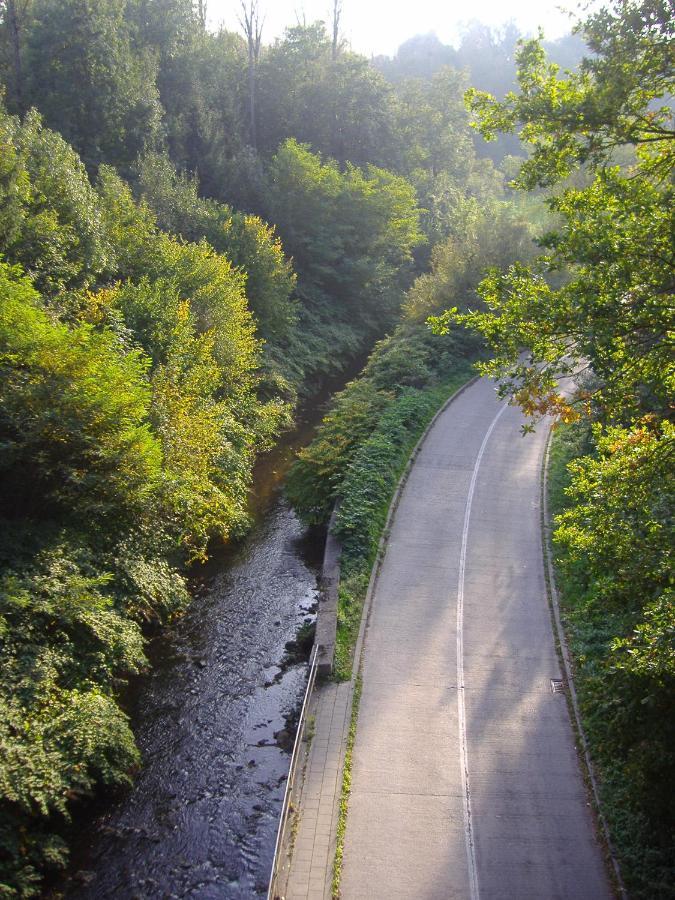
549 421 675 898
287 323 480 525
0 263 161 530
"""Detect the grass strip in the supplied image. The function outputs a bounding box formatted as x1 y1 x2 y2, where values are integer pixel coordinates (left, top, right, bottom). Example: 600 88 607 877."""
332 674 362 900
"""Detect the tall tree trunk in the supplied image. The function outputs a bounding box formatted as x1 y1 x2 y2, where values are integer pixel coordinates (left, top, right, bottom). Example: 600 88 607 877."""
239 1 263 150
6 0 24 110
248 40 256 149
331 0 342 62
197 0 207 29
330 0 343 158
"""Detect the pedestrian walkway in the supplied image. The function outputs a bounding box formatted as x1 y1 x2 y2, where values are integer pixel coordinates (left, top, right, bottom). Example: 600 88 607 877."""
282 680 352 899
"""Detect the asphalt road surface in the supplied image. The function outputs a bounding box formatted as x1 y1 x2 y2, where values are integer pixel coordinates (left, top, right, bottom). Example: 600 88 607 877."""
341 377 612 900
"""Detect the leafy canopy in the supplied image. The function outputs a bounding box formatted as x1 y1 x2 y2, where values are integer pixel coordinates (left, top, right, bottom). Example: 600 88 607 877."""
434 0 674 428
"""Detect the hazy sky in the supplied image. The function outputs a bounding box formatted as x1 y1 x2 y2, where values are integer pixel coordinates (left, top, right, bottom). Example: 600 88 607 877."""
206 1 579 56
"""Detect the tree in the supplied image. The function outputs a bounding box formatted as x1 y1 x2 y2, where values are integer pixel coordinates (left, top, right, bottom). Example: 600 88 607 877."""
197 0 206 28
133 3 248 187
373 33 458 83
457 20 520 98
0 105 114 295
256 22 399 168
405 202 534 321
0 109 291 892
467 1 675 187
239 0 263 149
23 0 163 171
135 151 297 341
0 0 32 110
434 169 673 424
266 139 422 329
435 0 674 426
260 139 423 385
331 0 342 61
0 262 161 529
395 67 475 180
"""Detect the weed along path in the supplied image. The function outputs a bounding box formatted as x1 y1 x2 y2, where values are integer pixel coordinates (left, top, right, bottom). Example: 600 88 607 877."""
337 376 612 900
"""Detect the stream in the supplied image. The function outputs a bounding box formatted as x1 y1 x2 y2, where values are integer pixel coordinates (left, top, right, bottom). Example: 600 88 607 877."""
64 360 366 900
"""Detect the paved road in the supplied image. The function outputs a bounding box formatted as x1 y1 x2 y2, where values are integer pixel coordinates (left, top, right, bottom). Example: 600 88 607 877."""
341 377 612 900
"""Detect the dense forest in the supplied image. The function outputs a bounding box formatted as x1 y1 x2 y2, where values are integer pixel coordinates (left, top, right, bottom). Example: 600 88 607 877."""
0 0 671 897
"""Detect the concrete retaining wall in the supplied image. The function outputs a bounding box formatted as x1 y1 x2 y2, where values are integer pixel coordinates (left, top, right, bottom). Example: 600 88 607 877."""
315 501 342 676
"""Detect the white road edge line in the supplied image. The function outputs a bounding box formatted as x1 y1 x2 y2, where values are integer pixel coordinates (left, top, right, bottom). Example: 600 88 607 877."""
457 400 508 900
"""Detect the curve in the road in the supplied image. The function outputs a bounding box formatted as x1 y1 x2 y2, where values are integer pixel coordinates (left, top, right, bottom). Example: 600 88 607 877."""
340 376 612 900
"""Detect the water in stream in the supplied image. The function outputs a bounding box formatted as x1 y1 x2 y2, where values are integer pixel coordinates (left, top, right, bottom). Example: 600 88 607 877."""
68 500 322 899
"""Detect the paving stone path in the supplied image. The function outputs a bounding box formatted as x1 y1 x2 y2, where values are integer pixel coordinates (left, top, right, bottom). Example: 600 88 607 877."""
283 682 351 900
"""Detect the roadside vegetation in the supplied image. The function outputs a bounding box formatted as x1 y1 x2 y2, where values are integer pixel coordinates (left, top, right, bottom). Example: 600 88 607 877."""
548 423 673 897
332 674 362 899
433 2 673 894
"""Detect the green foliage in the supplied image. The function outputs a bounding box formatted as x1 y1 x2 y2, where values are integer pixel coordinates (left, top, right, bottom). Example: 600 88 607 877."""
23 0 163 170
287 323 479 525
286 380 393 524
0 271 199 900
219 212 298 344
0 106 114 295
267 140 423 321
0 536 155 894
389 65 513 258
549 423 674 897
435 169 673 423
395 68 475 181
257 23 399 169
557 422 673 611
0 263 161 528
0 681 139 895
468 1 674 186
375 24 584 165
333 572 370 682
334 387 455 560
434 2 673 432
406 201 535 321
134 8 248 193
135 152 298 342
107 276 254 553
0 2 513 396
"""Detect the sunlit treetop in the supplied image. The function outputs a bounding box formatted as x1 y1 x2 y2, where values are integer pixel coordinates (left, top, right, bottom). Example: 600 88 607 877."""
467 0 675 187
433 0 674 429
